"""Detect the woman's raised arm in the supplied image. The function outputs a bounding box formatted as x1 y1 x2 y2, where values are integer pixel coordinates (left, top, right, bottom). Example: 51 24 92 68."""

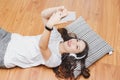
39 7 68 61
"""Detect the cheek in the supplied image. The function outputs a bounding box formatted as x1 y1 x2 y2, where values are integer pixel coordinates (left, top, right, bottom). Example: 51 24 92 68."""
64 42 71 51
64 43 69 49
70 46 79 53
67 46 76 52
64 42 76 52
70 45 76 50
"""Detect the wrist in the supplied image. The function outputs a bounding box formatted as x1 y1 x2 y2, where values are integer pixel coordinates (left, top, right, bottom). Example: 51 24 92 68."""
45 25 53 31
46 22 53 28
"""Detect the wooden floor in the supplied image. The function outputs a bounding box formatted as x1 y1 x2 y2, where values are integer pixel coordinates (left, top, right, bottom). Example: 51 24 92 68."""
0 0 120 80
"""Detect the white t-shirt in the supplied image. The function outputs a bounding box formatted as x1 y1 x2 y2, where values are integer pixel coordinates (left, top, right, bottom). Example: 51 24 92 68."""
4 27 63 68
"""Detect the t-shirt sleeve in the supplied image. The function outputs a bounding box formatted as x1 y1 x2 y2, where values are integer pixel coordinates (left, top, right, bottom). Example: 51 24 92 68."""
49 27 62 42
45 52 62 67
45 41 62 67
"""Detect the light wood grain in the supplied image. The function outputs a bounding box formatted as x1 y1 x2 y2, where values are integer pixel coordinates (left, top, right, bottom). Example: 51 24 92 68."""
0 0 120 80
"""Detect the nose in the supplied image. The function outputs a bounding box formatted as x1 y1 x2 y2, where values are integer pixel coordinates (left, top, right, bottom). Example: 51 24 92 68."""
71 39 77 48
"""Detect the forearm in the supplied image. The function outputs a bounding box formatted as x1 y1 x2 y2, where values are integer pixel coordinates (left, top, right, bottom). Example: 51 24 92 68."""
39 25 53 60
39 28 51 50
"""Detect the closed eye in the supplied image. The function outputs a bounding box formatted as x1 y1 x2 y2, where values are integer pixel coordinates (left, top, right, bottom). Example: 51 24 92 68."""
76 39 79 49
77 39 79 42
76 45 79 49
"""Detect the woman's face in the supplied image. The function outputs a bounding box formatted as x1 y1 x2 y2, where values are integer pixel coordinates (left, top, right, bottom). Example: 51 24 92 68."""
63 39 86 53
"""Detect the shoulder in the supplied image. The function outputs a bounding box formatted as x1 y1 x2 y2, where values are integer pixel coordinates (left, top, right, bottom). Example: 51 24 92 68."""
45 41 62 67
50 27 63 41
45 53 62 67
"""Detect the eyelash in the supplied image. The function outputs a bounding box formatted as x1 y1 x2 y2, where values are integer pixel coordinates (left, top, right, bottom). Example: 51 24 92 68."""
76 46 79 49
77 39 79 42
76 39 79 49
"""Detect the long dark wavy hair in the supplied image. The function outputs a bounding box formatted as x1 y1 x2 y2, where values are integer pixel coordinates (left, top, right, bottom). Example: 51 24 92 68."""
53 28 90 80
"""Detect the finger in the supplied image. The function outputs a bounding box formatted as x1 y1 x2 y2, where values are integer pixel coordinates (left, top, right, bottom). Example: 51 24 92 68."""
63 9 68 15
60 10 68 18
50 11 61 19
54 6 64 10
57 6 65 12
57 6 65 10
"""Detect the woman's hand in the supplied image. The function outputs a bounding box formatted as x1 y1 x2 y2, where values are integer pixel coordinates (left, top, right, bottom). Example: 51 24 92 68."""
41 6 68 25
41 6 65 18
46 9 68 28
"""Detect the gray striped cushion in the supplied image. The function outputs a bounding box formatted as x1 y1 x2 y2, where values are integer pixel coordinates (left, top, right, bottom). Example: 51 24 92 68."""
65 16 113 78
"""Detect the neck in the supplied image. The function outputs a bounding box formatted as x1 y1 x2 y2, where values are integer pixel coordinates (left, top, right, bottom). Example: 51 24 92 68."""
59 41 67 54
